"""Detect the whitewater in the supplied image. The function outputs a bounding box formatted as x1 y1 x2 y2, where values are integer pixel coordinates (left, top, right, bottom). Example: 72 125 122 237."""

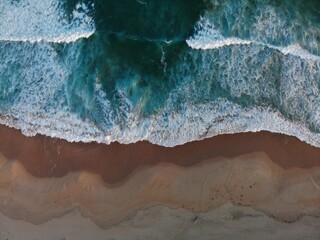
0 0 95 43
0 0 319 147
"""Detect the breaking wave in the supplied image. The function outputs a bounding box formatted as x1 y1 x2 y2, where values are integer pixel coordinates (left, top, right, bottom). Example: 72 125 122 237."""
0 0 95 43
0 0 319 148
187 17 320 61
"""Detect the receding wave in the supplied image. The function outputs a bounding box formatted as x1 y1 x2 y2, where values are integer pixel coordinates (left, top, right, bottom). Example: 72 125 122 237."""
0 0 95 43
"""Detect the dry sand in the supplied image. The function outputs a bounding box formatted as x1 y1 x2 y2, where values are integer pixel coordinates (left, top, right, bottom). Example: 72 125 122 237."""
0 125 320 239
1 204 319 240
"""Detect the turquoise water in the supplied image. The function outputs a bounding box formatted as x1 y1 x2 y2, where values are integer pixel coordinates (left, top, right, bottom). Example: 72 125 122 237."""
0 0 319 146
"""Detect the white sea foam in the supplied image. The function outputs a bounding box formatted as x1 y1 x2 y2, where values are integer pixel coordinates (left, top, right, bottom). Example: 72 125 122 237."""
0 37 319 147
187 18 320 61
281 44 320 61
0 0 95 43
186 17 252 50
1 95 320 148
0 13 319 148
0 36 319 148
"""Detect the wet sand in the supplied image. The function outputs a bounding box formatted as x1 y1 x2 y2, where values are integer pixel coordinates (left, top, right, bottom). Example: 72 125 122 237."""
0 124 320 184
0 124 320 239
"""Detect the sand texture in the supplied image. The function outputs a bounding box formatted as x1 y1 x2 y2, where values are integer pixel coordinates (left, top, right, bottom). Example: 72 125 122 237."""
0 126 320 239
1 204 320 240
0 151 320 239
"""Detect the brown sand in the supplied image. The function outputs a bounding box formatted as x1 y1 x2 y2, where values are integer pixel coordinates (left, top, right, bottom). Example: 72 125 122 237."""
1 124 320 239
0 124 320 184
0 152 319 227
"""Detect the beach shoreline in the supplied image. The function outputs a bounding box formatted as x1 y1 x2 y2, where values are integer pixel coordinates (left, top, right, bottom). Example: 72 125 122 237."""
1 124 320 239
1 124 320 183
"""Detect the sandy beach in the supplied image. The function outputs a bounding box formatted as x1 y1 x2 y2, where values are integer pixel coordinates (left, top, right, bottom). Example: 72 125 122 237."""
0 124 320 239
1 124 320 183
1 0 320 239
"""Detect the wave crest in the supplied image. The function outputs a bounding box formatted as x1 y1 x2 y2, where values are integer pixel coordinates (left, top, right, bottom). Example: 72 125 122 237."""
0 0 320 149
187 17 320 61
0 0 95 43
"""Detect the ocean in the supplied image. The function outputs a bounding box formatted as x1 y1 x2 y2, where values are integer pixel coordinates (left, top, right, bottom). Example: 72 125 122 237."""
0 0 319 147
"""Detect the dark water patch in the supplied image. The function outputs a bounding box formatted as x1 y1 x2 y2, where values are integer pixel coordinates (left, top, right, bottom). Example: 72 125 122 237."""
94 0 205 41
58 0 206 120
59 32 191 127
